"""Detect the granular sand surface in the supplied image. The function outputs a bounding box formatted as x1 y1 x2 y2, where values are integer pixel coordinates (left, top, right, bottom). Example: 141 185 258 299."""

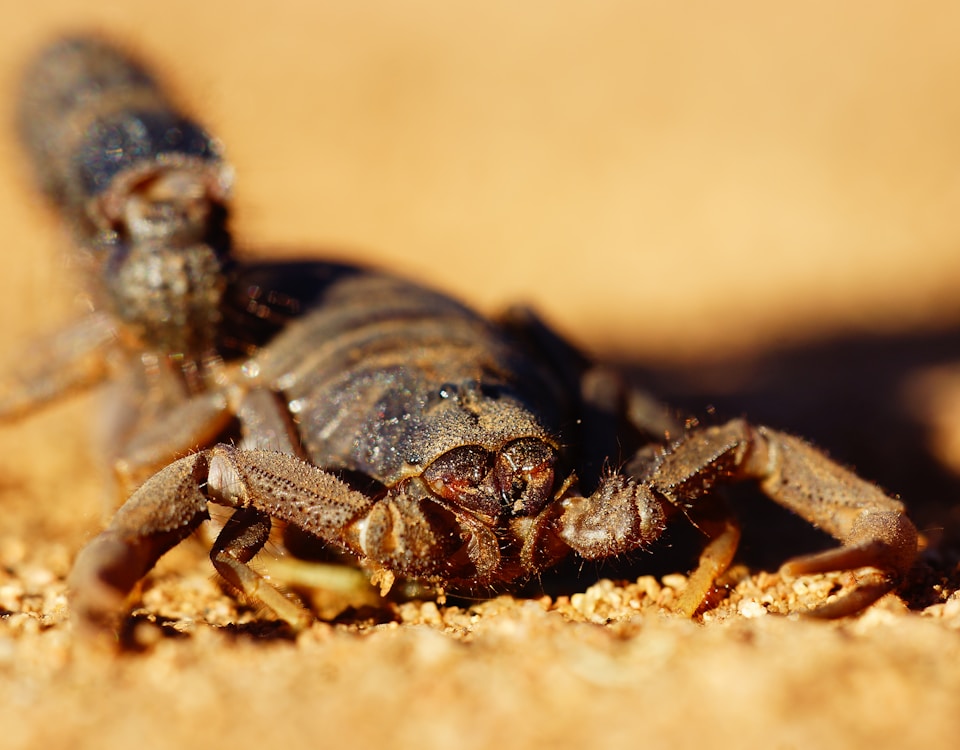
2 5 960 749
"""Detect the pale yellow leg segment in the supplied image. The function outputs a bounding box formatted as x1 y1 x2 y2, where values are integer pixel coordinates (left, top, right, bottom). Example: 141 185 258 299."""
674 517 741 617
209 506 312 629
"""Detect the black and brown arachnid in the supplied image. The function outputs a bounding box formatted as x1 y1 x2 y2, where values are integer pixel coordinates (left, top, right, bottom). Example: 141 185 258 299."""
3 35 918 633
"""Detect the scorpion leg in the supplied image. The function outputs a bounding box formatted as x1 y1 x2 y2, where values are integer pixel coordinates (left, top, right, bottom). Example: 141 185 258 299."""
672 512 741 617
114 390 234 495
209 506 311 628
579 364 683 444
648 419 919 616
501 305 681 474
0 312 115 419
115 386 303 497
236 388 305 456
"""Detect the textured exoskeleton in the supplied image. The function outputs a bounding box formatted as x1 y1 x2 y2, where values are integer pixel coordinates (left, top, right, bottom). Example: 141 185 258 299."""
4 36 918 632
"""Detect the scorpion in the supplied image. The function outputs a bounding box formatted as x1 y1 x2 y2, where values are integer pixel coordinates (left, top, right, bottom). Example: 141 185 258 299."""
3 35 918 633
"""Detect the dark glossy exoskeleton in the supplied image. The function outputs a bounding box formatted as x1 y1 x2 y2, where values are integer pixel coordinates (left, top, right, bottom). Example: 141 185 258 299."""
5 36 918 633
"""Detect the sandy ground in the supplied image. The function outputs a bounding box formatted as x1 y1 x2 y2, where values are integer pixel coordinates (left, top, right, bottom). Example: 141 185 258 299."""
2 3 960 749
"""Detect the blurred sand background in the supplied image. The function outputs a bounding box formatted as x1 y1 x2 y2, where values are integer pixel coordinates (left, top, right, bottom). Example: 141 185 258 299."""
2 3 960 749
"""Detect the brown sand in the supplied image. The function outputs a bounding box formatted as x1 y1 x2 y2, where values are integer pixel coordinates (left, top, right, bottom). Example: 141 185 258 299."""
2 4 960 749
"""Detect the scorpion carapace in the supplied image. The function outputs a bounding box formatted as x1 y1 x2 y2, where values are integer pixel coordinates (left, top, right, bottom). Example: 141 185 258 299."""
3 35 919 634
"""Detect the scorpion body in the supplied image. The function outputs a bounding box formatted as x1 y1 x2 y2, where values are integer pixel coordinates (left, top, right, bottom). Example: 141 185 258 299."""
3 36 918 633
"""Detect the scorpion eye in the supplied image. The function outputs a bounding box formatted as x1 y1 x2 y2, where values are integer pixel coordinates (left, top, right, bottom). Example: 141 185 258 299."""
422 446 499 518
495 438 556 517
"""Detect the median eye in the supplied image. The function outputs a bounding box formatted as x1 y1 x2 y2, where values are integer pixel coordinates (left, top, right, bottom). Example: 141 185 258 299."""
495 438 556 517
422 446 499 518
